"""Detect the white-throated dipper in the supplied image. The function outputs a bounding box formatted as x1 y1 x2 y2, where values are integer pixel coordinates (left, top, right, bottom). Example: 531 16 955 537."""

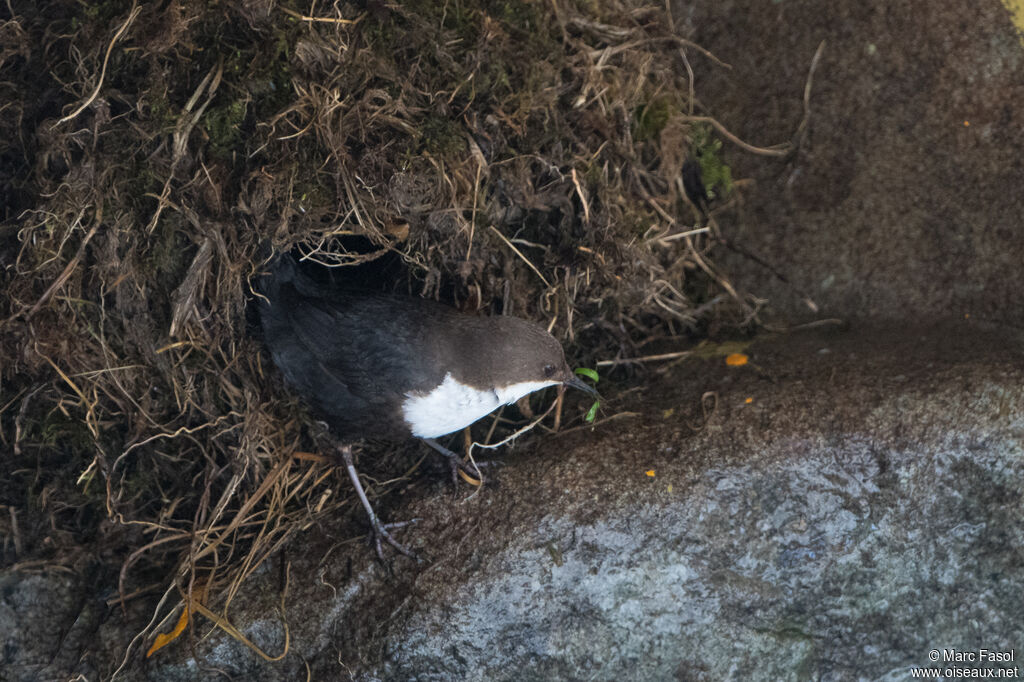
257 255 596 558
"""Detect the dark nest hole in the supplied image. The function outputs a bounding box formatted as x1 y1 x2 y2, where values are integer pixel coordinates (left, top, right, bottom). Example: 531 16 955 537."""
0 0 800 671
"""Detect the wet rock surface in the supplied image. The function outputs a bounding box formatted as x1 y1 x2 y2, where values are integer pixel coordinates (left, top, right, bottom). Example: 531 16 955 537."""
688 0 1024 325
139 322 1024 680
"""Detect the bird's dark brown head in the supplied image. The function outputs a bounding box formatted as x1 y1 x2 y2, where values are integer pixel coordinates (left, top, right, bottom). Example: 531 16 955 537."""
449 315 595 396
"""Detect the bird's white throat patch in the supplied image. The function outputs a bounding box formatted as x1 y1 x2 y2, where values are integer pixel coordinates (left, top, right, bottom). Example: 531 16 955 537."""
402 373 558 438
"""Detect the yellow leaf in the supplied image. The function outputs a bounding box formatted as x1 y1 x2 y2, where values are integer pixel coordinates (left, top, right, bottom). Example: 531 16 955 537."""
645 469 656 477
147 605 190 658
725 353 748 367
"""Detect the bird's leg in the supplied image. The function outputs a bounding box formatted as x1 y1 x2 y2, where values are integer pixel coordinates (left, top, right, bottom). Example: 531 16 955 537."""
421 438 489 484
337 444 420 562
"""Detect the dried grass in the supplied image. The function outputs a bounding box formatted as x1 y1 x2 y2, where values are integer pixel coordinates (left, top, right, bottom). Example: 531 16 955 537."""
0 0 792 670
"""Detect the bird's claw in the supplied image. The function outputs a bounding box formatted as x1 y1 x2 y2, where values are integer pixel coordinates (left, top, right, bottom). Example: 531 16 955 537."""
369 517 422 563
422 438 499 486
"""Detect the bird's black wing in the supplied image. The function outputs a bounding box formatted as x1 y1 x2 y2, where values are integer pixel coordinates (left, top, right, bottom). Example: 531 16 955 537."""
258 261 448 437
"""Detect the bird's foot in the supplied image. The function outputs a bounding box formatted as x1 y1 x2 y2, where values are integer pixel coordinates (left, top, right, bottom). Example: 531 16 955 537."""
421 438 498 485
448 457 503 486
337 444 423 564
369 517 421 563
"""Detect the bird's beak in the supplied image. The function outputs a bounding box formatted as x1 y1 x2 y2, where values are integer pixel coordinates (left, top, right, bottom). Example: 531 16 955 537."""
563 374 600 398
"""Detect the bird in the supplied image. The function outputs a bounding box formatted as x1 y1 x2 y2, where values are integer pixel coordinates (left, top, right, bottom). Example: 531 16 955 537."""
256 254 597 559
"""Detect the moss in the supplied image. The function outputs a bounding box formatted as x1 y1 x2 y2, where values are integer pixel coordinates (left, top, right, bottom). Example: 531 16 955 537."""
282 148 337 216
247 28 296 117
36 411 95 452
634 97 676 142
78 0 130 23
145 95 179 132
203 99 249 158
492 0 543 28
691 123 734 199
421 114 466 155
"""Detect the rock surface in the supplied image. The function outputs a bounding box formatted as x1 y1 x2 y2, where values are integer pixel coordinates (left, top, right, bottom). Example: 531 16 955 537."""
136 323 1024 681
689 0 1024 325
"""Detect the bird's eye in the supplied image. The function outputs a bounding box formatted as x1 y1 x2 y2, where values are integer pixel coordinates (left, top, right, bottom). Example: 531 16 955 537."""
543 364 556 378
